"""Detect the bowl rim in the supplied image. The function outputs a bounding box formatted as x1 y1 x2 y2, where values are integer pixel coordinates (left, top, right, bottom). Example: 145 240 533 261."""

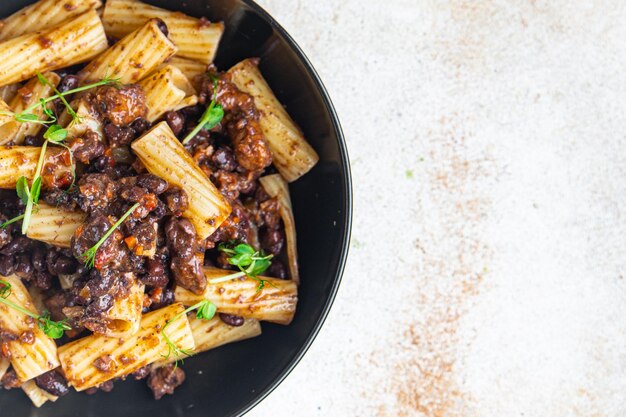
231 1 352 416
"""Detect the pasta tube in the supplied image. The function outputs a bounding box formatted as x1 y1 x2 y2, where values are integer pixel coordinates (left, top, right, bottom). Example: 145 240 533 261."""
259 174 300 284
58 303 194 392
157 316 261 366
88 275 145 338
0 99 12 129
227 59 319 182
27 203 85 249
0 146 73 189
131 122 231 239
78 18 177 85
0 0 102 41
174 267 297 325
0 72 61 146
0 10 108 87
138 65 197 122
0 275 60 382
161 56 207 90
102 0 224 64
21 380 58 408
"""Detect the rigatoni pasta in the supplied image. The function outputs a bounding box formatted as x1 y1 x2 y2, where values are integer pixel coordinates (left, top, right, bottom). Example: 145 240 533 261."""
0 10 108 86
174 267 298 325
228 58 319 182
0 0 102 41
0 146 72 189
157 316 261 366
78 18 177 85
138 65 197 122
102 0 224 64
131 122 231 239
27 203 85 248
0 72 61 145
161 56 207 90
0 275 60 382
58 303 194 392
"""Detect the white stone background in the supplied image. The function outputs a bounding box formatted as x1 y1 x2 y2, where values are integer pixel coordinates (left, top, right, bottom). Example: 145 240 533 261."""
250 1 626 416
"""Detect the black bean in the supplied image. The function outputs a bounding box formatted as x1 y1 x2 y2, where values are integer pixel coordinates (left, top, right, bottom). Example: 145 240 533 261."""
14 254 33 279
212 146 237 171
104 122 135 147
266 260 288 280
92 155 115 172
58 75 79 93
34 270 53 290
0 255 14 276
0 236 30 256
164 111 185 136
154 18 169 36
137 174 168 195
23 135 44 146
131 118 151 135
54 256 77 275
219 313 244 327
261 228 285 256
35 370 70 397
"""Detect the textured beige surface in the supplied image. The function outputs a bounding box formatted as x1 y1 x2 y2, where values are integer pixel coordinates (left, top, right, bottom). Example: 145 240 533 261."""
250 1 626 416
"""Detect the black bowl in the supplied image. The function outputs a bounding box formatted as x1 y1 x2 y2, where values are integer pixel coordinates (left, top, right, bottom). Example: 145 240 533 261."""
0 1 352 416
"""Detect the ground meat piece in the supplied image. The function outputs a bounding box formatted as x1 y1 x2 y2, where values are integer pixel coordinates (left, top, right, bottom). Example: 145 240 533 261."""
213 171 256 201
94 84 147 126
165 218 205 294
208 201 255 245
0 217 9 250
127 221 157 257
71 214 130 271
1 369 21 389
44 292 68 322
137 174 168 195
43 188 77 210
260 228 285 256
147 364 185 400
77 174 117 213
0 236 30 256
149 287 174 310
210 75 272 172
132 365 151 380
259 198 282 230
0 330 17 342
164 111 185 136
219 313 244 327
141 258 169 287
69 130 105 163
162 187 189 217
0 255 14 276
93 355 117 373
212 146 237 171
103 122 135 147
33 270 53 290
35 370 69 397
18 331 34 344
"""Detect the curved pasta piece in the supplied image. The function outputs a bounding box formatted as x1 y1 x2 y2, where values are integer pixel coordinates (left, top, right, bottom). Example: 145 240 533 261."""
138 65 197 122
0 275 60 382
259 174 300 284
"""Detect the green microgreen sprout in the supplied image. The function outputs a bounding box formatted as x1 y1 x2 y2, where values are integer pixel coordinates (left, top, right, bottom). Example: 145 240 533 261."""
161 300 216 366
0 279 71 339
81 203 140 269
211 243 274 291
181 74 224 145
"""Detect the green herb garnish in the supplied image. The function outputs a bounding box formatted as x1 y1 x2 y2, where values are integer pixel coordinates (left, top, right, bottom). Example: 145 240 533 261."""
161 300 216 366
0 279 71 339
0 73 120 126
211 243 273 291
81 203 140 269
181 75 224 145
